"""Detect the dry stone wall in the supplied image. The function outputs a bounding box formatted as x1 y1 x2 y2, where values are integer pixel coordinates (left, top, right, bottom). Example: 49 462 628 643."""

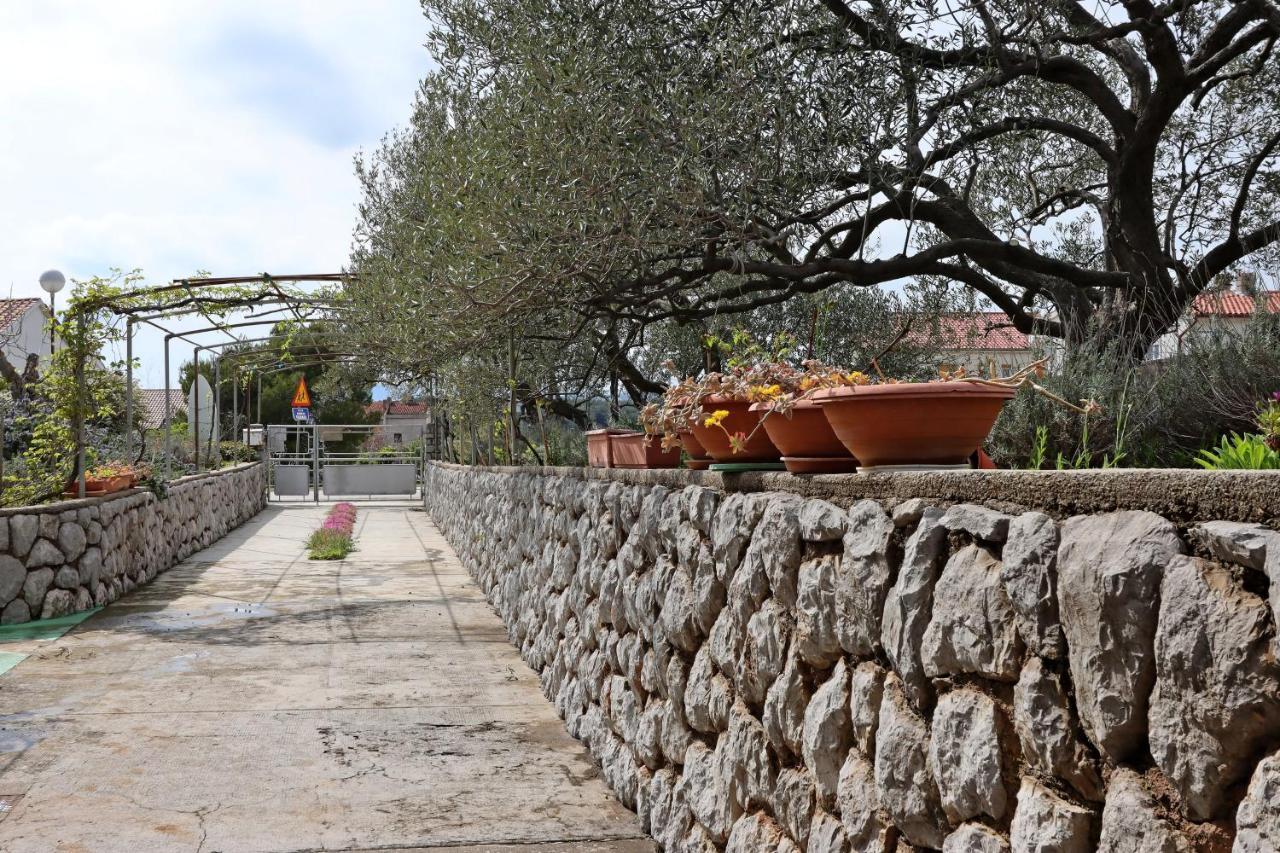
426 463 1280 852
0 463 267 624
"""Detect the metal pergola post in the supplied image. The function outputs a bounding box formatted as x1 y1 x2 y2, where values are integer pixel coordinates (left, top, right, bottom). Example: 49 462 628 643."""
311 424 320 504
193 347 202 473
163 334 172 481
74 312 87 499
232 368 239 447
212 355 221 467
124 317 134 463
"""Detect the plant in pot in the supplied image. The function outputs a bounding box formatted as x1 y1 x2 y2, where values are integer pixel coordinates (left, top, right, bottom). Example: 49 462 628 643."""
747 361 870 473
641 377 714 470
609 431 682 468
73 462 137 496
813 359 1070 469
686 364 795 463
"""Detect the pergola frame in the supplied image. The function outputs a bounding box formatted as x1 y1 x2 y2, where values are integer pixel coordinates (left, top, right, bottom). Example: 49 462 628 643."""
65 274 358 496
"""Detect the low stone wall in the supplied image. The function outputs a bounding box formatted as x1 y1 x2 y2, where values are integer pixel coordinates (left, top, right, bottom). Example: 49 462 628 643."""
0 462 267 624
427 462 1280 852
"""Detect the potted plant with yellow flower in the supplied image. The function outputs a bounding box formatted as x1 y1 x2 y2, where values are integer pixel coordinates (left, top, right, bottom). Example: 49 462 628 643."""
642 366 787 464
747 362 868 473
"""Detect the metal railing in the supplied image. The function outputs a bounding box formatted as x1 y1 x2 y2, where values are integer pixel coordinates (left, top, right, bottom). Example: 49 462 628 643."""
266 423 425 503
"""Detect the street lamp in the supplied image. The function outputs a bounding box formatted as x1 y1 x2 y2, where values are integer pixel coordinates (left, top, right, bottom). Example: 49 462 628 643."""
38 269 66 356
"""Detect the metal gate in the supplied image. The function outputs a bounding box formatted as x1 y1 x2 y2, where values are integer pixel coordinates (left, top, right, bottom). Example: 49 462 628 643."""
265 423 425 502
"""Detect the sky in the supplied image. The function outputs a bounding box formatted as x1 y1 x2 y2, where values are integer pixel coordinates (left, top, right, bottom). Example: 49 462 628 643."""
0 1 432 392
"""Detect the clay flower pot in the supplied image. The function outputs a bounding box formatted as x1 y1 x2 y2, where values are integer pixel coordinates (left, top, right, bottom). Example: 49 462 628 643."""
689 395 781 463
750 399 858 474
610 432 682 469
70 474 133 498
679 431 713 471
814 382 1017 468
586 428 630 468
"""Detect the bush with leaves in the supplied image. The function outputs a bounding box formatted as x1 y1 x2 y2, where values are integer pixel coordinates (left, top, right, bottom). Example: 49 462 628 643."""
990 313 1280 468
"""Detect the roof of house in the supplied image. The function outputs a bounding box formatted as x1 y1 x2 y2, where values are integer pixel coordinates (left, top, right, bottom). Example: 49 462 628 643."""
138 388 186 429
929 312 1031 351
364 400 429 417
1192 290 1280 317
0 298 46 331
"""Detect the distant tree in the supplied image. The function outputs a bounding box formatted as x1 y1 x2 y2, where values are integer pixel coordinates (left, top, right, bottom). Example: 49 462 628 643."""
178 323 378 432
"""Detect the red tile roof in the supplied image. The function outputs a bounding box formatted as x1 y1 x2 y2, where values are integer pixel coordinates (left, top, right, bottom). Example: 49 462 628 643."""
1192 291 1280 317
137 388 186 429
927 313 1031 351
365 401 429 417
0 298 45 331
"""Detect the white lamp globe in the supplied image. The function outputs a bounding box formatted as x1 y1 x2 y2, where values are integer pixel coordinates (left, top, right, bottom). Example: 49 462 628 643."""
39 269 66 294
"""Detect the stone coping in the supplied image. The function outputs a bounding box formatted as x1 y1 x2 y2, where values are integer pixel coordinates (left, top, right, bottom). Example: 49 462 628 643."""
0 462 264 517
428 461 1280 526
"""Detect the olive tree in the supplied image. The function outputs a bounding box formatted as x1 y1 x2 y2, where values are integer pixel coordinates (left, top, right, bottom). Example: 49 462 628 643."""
351 0 1280 364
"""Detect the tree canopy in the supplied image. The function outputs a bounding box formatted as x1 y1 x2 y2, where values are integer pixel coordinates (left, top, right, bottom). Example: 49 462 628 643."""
349 0 1280 365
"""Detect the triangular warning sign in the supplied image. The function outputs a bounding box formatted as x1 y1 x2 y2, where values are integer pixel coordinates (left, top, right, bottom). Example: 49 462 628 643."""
291 375 312 408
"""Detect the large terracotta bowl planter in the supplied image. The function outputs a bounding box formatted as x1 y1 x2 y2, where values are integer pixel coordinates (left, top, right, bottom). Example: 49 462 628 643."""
610 432 681 469
65 474 133 498
689 395 781 463
679 431 713 471
814 382 1017 468
750 400 859 474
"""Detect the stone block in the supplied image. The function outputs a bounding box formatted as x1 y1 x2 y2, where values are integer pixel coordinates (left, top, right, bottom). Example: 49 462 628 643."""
1001 511 1064 659
929 688 1009 823
1057 511 1182 762
922 544 1022 681
1149 555 1280 820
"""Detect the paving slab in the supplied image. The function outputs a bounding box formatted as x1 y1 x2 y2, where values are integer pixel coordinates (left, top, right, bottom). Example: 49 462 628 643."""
0 504 651 853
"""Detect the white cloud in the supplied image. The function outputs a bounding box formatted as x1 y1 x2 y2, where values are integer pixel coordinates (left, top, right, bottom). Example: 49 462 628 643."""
0 1 431 387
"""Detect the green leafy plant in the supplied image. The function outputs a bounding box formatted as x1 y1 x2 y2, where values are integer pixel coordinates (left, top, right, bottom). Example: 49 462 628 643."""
306 529 355 560
307 502 357 559
1195 433 1280 470
1259 397 1280 451
1026 426 1050 470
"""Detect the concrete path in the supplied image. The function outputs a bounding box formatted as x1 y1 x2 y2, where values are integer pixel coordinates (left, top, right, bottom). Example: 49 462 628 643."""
0 505 651 853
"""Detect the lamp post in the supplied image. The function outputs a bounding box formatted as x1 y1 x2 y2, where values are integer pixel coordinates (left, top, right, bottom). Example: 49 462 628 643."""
38 269 65 357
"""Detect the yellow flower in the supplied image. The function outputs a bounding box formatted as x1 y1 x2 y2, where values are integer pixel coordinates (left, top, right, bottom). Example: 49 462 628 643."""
704 409 730 427
748 384 783 402
844 371 869 385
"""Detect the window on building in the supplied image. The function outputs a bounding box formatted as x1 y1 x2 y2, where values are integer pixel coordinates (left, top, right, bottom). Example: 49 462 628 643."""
393 433 403 444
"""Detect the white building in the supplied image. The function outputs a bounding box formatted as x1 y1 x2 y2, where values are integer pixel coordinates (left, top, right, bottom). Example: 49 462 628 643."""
1148 289 1280 360
930 312 1040 377
0 297 55 372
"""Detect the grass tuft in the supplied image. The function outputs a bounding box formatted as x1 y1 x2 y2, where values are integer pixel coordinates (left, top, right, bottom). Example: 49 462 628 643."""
307 503 357 560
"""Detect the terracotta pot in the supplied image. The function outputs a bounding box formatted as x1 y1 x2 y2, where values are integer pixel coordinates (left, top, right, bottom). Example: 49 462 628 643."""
72 474 133 497
679 431 713 471
750 399 857 473
689 395 781 463
610 432 681 469
814 382 1017 467
585 428 628 468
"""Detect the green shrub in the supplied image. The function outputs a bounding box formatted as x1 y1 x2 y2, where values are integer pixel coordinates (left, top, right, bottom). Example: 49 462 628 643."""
990 313 1280 468
217 441 258 464
306 529 354 560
